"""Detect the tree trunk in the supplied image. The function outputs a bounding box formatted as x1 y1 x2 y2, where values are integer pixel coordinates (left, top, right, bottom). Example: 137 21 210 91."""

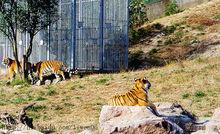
26 35 33 58
23 35 34 80
12 42 22 78
23 55 29 80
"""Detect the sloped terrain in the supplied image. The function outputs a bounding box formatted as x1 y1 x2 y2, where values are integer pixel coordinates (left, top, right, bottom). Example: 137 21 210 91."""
129 0 220 69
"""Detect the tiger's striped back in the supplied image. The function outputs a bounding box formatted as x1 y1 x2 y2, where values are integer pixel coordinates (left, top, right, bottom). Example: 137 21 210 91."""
32 60 68 84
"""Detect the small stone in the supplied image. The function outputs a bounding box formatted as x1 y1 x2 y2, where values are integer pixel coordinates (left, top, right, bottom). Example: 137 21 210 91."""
212 108 220 121
78 129 94 134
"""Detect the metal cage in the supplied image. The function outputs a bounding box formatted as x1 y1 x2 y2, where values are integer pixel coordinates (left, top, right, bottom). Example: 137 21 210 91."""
0 0 128 71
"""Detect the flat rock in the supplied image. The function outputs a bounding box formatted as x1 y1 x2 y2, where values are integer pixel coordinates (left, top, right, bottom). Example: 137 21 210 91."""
99 103 201 134
11 130 43 134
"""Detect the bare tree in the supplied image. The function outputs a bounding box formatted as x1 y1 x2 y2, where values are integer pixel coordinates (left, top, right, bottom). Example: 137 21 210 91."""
18 0 59 79
0 0 59 80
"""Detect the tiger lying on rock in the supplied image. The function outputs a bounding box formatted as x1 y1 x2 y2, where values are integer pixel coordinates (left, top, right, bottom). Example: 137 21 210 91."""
108 77 160 116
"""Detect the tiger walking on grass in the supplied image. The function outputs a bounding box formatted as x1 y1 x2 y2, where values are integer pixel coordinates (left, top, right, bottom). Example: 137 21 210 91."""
108 77 160 116
31 60 69 85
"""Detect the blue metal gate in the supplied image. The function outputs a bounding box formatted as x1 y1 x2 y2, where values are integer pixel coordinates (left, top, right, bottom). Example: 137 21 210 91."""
0 0 129 71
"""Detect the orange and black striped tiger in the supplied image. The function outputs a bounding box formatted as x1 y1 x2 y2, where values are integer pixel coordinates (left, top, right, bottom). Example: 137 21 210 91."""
32 60 69 85
2 57 33 82
108 77 160 116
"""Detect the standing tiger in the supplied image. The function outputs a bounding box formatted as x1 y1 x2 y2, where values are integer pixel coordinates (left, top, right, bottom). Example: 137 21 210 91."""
2 57 33 82
108 77 160 116
31 60 69 85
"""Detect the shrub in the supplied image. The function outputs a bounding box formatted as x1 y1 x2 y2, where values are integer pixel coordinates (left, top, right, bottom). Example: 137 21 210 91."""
149 48 159 55
165 0 181 16
129 28 149 44
164 37 175 45
163 25 177 35
128 50 144 69
129 0 148 28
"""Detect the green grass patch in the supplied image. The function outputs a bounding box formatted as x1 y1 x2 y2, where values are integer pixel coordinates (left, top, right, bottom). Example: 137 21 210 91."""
96 78 108 85
46 89 57 96
27 112 41 119
10 77 29 87
163 24 177 34
164 37 175 45
35 96 47 101
95 76 112 85
215 14 220 20
10 94 34 104
0 80 7 86
75 96 81 100
191 24 205 31
194 91 206 98
0 122 4 129
45 86 57 96
0 99 8 106
28 105 47 112
64 103 75 107
195 58 206 63
11 97 28 104
182 93 190 99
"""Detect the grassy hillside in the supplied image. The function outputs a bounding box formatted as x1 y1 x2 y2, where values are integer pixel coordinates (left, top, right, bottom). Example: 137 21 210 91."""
129 0 220 69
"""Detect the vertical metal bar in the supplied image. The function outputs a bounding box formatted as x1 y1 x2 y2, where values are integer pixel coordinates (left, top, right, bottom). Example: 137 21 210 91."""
99 0 104 70
125 0 129 69
4 36 7 57
47 26 50 60
71 0 76 69
58 0 62 61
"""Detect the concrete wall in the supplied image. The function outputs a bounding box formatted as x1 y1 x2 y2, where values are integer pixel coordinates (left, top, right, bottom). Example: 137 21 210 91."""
146 0 210 20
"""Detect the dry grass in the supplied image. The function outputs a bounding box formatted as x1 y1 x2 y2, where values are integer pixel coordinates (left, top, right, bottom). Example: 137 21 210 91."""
143 0 220 27
0 56 220 133
130 0 220 70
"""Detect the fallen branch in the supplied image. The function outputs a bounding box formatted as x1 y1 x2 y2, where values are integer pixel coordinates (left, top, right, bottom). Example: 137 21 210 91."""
0 103 36 130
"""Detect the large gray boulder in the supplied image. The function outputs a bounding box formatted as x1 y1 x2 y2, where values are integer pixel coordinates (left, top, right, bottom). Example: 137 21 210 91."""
99 102 204 134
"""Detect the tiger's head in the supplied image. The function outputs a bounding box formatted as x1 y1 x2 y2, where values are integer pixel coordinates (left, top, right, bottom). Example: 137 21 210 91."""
134 77 151 93
2 57 13 66
31 62 42 73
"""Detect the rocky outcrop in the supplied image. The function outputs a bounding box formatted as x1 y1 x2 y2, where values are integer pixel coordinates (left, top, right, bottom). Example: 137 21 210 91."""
99 102 205 134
